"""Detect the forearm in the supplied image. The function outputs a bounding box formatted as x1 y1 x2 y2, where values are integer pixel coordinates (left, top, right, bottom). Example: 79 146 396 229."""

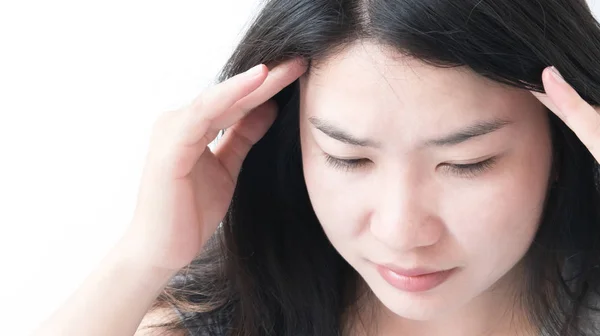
33 239 177 336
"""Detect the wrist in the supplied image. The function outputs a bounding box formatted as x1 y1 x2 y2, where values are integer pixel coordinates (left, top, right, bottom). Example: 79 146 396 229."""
108 236 179 284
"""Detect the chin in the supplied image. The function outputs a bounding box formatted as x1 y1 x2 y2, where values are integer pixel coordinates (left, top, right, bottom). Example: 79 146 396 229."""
375 288 459 321
361 269 471 321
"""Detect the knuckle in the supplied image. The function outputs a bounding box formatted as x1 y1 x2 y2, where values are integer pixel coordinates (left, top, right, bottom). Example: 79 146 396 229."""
191 82 220 111
151 109 178 135
559 98 587 126
225 127 253 160
145 145 188 178
566 97 588 115
233 127 254 148
154 108 178 126
191 91 208 110
190 89 221 122
149 109 184 147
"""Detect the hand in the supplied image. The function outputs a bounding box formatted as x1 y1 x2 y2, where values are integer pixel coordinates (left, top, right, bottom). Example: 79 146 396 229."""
121 58 308 271
530 66 600 162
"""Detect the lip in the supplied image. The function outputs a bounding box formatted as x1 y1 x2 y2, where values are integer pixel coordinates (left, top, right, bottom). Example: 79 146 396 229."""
376 264 457 292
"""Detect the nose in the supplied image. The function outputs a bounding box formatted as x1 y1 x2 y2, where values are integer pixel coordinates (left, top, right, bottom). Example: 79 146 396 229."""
369 173 443 252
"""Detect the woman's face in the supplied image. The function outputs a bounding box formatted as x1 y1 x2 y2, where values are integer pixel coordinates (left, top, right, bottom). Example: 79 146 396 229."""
298 41 553 321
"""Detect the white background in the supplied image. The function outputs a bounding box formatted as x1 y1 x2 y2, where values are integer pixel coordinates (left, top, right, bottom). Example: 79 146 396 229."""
1 1 599 335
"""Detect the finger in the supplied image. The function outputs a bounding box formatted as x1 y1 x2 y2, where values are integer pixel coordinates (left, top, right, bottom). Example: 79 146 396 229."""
530 66 600 160
213 100 278 182
210 57 308 130
199 57 306 151
174 63 269 147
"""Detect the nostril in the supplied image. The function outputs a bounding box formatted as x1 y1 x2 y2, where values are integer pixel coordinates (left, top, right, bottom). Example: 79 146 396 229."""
370 214 443 251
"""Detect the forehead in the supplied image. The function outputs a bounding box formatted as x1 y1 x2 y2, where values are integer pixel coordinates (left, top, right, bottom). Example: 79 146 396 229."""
299 41 539 135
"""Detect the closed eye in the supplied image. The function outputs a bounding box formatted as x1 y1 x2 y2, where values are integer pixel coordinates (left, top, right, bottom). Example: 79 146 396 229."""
323 152 497 178
440 157 497 178
323 153 370 172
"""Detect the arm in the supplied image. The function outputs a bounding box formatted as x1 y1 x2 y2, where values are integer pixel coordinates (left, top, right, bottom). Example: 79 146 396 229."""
30 59 307 336
32 239 178 336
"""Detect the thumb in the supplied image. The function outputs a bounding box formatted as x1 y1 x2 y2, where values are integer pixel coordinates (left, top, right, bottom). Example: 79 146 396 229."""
212 99 278 182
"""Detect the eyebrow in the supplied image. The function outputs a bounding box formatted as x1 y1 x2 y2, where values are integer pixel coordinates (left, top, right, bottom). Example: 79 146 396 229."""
308 116 513 148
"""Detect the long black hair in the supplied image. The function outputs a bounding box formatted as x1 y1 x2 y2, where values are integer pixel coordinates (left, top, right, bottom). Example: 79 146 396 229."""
151 0 600 335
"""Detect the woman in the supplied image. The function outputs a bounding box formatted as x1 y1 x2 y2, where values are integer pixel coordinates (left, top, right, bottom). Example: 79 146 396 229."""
33 0 600 335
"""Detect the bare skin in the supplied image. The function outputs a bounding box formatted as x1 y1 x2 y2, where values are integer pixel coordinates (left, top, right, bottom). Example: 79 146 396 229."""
30 53 600 336
31 58 307 336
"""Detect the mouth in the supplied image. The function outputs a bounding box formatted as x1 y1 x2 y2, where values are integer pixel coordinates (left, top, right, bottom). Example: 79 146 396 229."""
375 264 458 292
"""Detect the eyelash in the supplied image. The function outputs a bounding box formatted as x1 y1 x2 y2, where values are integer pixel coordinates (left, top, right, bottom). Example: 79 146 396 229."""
442 157 497 178
323 154 370 172
323 153 497 177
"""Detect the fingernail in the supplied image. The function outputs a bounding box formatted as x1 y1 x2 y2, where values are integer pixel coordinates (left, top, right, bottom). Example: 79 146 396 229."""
550 66 566 84
245 64 264 78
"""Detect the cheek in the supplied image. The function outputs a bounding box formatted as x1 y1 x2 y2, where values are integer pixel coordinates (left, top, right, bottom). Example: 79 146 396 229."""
301 142 371 239
446 150 551 266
